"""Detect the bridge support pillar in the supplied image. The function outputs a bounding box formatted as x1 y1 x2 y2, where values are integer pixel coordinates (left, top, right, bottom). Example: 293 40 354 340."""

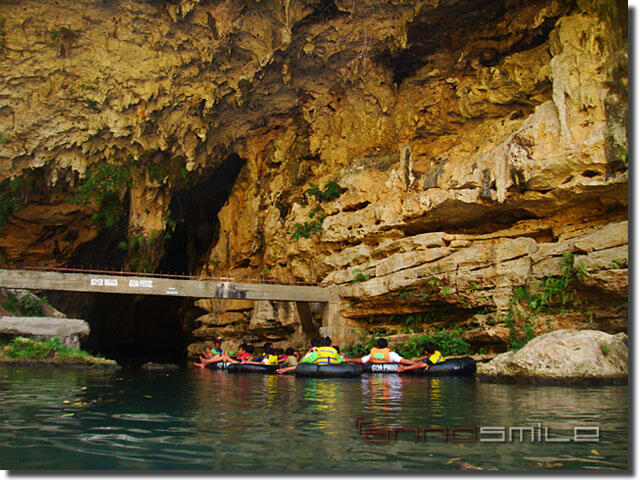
295 302 319 337
320 286 365 346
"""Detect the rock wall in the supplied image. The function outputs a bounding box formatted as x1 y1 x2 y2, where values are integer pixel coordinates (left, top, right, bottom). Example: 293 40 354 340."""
0 0 628 357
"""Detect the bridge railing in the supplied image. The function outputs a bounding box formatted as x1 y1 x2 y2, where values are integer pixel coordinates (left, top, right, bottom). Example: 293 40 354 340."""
23 266 326 287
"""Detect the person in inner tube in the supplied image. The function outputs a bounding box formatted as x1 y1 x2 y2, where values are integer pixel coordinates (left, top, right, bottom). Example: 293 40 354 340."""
276 336 323 374
217 343 252 364
221 344 255 363
279 347 299 367
226 343 279 366
313 336 346 365
193 336 225 368
343 338 415 365
396 341 446 373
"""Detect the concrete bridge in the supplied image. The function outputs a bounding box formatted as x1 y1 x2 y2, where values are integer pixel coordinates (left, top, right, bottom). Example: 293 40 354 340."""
0 268 340 338
0 268 330 302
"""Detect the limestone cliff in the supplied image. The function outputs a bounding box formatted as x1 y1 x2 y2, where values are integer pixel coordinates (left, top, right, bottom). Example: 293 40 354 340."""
0 0 628 358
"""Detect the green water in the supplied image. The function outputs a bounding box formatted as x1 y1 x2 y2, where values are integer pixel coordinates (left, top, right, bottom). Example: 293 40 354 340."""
0 366 628 471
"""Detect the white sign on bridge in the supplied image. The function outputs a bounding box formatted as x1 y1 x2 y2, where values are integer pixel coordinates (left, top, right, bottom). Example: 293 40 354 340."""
90 278 118 287
0 269 331 302
129 279 153 288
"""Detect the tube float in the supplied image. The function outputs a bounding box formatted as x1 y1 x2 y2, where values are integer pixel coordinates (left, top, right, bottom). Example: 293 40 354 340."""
294 362 363 378
361 357 476 376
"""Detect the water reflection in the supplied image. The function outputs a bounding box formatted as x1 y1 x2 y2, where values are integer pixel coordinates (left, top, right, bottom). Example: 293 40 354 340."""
0 366 628 471
362 374 403 414
426 378 445 418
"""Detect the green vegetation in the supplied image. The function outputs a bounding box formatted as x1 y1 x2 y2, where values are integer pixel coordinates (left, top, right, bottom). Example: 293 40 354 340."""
266 240 286 265
146 156 190 186
524 253 586 315
342 328 470 359
83 99 100 112
0 337 116 366
461 281 489 309
503 291 537 351
2 291 49 317
118 234 152 252
390 311 447 334
610 258 627 269
1 337 87 360
397 289 414 300
68 158 132 228
0 131 10 143
341 333 378 358
301 181 345 204
118 229 161 273
292 181 344 240
425 277 453 296
0 177 23 230
605 130 628 169
351 269 371 283
503 252 590 351
395 330 470 358
292 220 323 240
180 166 191 185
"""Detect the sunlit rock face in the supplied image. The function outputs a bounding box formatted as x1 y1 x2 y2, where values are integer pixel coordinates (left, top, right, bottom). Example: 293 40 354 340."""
477 329 628 384
0 0 627 355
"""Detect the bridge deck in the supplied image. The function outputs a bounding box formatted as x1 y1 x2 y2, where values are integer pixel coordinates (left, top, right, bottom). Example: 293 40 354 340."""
0 269 330 303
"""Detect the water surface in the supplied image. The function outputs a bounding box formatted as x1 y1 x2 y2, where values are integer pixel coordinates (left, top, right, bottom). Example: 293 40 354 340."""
0 366 628 470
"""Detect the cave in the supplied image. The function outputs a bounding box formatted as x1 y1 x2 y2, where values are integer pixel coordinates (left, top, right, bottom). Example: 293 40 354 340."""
159 153 246 275
48 154 247 366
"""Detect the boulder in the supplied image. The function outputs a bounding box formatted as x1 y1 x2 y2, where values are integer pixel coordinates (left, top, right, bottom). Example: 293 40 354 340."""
0 317 90 349
477 329 627 384
141 362 180 372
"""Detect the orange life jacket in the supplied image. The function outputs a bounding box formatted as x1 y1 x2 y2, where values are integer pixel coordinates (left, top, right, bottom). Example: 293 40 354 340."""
369 347 391 363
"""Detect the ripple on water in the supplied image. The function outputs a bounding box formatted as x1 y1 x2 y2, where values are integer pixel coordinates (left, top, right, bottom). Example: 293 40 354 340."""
110 412 176 422
0 366 628 471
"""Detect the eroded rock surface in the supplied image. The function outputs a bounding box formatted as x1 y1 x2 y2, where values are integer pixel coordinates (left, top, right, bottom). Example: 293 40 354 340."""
477 329 628 384
0 0 627 355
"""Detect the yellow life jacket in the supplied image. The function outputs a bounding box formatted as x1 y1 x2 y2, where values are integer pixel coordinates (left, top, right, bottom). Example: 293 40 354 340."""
264 354 279 366
425 351 445 370
314 346 340 365
369 347 391 363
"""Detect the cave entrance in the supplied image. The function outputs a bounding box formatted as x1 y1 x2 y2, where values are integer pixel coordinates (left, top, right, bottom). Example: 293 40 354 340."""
58 154 246 366
159 153 246 274
121 153 246 364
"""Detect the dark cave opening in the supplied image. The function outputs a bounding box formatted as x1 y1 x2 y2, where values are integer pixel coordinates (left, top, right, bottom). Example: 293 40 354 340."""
159 153 246 274
386 0 562 85
50 154 247 366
